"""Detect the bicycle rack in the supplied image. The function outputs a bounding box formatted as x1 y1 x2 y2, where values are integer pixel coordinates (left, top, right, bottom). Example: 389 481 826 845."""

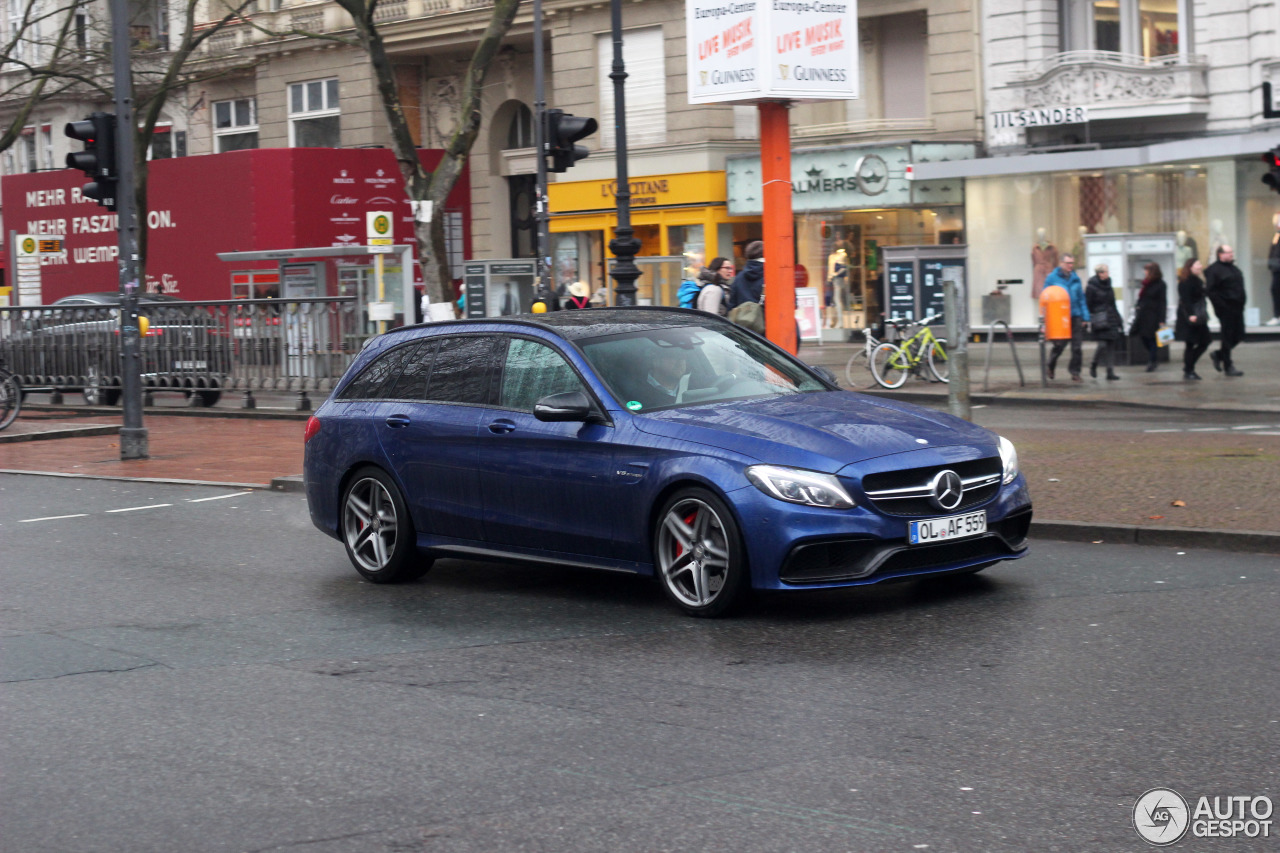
982 320 1025 391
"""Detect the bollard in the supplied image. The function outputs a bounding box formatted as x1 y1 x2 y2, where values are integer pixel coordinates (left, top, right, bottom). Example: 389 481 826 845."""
943 279 970 421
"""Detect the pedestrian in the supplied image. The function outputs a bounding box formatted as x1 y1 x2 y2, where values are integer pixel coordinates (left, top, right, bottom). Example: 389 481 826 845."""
727 241 765 310
1175 258 1211 380
563 280 590 310
1205 244 1247 376
1044 253 1085 381
588 285 608 308
677 252 706 309
1268 215 1280 326
726 241 766 334
696 257 731 315
1131 262 1168 372
1085 263 1122 381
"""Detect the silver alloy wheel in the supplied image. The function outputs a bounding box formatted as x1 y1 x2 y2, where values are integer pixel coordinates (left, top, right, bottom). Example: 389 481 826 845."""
343 477 399 572
657 498 732 608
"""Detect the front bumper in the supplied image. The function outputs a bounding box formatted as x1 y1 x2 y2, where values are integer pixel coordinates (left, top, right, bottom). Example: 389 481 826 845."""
733 474 1032 591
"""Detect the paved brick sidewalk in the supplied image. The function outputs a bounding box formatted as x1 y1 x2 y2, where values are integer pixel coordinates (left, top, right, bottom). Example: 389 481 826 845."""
0 415 303 486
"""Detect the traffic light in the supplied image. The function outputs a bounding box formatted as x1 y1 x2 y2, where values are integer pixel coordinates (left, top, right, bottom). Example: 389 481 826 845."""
1263 148 1280 193
544 109 598 173
65 112 118 210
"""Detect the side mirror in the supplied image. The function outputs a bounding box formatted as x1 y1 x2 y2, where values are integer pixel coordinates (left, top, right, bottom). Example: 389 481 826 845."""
534 390 594 422
809 364 839 386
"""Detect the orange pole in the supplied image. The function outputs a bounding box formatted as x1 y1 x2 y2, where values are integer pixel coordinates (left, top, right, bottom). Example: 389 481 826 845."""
758 101 796 354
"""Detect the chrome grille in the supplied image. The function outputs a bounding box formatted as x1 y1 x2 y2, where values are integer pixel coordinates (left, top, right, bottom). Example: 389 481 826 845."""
861 457 1002 517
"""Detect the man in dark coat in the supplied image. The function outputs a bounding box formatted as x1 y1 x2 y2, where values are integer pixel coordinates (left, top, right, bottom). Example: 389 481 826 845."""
1204 245 1247 376
727 240 765 310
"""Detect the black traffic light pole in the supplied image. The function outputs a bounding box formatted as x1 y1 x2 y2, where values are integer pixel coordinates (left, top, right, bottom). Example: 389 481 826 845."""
109 0 146 458
607 0 641 307
533 0 552 297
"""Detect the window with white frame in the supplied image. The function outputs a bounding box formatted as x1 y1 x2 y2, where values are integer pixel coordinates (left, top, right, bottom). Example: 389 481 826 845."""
20 129 36 172
2 148 15 176
596 27 666 149
147 125 186 159
1063 0 1190 60
40 125 53 169
8 0 30 64
289 78 340 147
214 97 259 152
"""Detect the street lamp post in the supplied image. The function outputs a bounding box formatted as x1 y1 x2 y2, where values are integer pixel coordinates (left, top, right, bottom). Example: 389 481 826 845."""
607 0 641 306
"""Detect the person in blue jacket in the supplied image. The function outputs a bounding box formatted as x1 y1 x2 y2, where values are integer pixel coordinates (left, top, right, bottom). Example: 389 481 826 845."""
1044 254 1086 381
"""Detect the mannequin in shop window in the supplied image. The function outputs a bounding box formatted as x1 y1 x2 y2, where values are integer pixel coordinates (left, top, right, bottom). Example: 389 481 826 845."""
1175 230 1197 270
1070 225 1087 269
825 245 849 328
1032 228 1058 299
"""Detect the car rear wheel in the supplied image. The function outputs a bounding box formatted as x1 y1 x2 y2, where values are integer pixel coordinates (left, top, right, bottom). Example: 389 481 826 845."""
83 366 120 406
341 467 431 583
654 488 747 617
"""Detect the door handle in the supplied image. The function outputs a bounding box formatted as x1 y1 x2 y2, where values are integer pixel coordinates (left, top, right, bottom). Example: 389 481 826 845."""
385 414 411 429
487 419 516 434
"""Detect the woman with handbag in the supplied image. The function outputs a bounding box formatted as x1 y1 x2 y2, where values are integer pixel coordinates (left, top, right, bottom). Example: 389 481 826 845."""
1175 258 1211 380
1086 264 1123 380
1132 262 1168 372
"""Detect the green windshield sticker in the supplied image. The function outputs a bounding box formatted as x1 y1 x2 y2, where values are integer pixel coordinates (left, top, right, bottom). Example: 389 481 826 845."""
626 400 643 411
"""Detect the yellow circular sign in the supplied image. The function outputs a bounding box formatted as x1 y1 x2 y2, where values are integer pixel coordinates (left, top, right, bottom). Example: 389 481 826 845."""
21 237 35 254
373 214 390 235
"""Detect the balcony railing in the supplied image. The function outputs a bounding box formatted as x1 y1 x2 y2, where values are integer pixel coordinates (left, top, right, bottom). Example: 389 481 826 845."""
1005 50 1209 119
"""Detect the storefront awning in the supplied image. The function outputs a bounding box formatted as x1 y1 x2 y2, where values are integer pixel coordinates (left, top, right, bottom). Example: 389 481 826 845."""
912 129 1280 181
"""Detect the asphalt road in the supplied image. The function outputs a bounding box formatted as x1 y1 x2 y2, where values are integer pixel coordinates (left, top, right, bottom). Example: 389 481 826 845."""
1 475 1276 852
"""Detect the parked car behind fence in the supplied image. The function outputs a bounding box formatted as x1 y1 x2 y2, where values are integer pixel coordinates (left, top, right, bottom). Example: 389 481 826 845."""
0 295 364 407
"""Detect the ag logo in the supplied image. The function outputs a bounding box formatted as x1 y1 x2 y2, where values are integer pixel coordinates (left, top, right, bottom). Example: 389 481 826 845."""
372 213 390 236
1133 788 1190 846
778 64 789 80
21 237 36 254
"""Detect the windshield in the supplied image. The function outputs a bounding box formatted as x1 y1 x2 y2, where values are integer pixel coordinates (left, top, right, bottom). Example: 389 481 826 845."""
577 324 827 413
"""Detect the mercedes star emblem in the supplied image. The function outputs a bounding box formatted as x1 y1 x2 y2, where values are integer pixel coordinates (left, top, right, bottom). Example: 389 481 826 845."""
930 470 964 511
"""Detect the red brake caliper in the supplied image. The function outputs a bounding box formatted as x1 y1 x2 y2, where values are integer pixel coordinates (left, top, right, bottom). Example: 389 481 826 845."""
674 509 697 558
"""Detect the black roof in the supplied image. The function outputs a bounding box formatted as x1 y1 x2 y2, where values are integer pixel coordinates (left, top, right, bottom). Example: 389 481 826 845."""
392 306 733 342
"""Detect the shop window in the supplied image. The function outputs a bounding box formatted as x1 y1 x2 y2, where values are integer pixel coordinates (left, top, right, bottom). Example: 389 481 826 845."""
597 27 666 148
214 97 259 152
289 78 340 148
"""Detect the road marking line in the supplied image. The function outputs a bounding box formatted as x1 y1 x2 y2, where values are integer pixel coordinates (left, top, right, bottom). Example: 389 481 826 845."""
19 513 89 523
1188 427 1226 432
1143 429 1180 433
186 492 248 503
106 504 173 513
1231 425 1268 430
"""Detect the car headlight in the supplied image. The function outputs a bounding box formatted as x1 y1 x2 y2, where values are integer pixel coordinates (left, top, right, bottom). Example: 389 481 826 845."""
746 465 855 509
998 435 1020 485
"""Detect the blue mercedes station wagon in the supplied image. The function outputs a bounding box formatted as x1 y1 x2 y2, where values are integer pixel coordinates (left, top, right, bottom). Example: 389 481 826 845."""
305 307 1032 616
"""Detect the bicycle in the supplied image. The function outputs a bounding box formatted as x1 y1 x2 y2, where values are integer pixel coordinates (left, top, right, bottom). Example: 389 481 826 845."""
0 358 21 431
869 314 949 389
843 326 882 387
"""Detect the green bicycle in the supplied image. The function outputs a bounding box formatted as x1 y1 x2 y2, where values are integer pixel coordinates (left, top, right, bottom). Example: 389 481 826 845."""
869 314 949 389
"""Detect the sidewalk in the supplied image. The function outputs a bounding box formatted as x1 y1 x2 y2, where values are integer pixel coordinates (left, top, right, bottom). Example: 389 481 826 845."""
2 335 1276 552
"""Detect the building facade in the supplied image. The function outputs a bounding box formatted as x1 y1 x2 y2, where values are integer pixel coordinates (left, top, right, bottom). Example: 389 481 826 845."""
920 0 1280 330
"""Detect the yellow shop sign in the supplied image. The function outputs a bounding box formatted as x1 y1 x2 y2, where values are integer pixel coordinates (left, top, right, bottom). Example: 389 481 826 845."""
549 171 726 213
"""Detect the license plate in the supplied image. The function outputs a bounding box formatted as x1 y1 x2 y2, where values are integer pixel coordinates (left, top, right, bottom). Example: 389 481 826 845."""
909 510 986 545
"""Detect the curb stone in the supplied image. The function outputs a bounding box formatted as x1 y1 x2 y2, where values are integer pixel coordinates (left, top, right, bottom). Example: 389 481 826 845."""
1030 520 1280 555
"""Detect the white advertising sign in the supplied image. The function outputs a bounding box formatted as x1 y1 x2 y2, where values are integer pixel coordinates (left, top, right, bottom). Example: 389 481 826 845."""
686 0 859 104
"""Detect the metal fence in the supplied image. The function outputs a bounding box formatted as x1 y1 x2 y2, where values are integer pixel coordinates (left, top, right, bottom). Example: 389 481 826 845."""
0 297 366 408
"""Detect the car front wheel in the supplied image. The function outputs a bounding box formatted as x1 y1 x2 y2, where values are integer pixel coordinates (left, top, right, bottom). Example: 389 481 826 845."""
341 467 431 583
654 488 747 617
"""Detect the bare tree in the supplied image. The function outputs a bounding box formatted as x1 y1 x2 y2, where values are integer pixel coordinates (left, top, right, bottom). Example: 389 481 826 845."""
332 0 521 305
0 0 91 154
